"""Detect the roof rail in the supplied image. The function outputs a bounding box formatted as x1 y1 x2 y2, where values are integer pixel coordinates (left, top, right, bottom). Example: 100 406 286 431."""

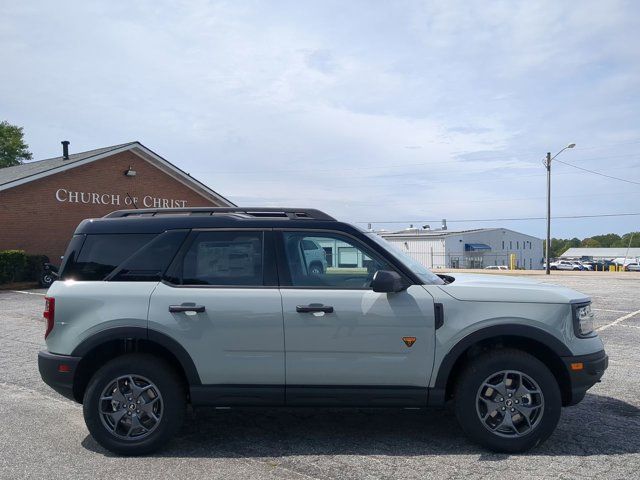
104 207 337 221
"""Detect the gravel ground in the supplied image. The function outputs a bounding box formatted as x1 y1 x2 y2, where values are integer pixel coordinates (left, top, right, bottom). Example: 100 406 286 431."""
1 274 639 479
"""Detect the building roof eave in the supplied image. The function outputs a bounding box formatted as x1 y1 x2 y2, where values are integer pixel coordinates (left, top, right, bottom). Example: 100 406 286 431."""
0 142 235 207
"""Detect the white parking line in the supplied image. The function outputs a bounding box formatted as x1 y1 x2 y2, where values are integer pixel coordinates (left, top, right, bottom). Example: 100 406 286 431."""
592 308 632 314
9 290 46 296
596 309 640 332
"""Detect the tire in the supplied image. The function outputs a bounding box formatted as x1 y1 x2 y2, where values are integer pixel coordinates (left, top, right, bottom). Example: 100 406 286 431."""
454 349 561 453
550 266 558 270
83 354 186 456
40 273 54 288
309 262 324 275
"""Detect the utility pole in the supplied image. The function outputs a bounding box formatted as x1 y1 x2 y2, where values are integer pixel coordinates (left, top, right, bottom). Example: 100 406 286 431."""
545 152 552 275
543 144 575 275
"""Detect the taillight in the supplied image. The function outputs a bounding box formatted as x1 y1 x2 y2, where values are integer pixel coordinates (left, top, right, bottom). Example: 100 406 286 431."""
44 297 55 339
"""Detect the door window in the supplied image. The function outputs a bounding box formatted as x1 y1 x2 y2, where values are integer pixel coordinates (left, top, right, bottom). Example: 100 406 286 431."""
281 232 390 288
178 231 264 286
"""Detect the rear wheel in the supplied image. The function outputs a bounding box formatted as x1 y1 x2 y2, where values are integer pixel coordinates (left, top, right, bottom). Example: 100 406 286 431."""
454 349 561 453
309 262 324 275
83 354 185 456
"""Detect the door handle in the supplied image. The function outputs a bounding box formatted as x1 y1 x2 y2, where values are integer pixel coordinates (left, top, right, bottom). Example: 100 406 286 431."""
296 304 334 314
169 304 206 313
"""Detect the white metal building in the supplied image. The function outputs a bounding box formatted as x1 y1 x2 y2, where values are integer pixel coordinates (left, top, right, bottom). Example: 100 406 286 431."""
379 227 544 270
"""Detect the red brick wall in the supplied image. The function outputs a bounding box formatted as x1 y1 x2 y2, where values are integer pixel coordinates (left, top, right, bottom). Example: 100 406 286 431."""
0 150 227 262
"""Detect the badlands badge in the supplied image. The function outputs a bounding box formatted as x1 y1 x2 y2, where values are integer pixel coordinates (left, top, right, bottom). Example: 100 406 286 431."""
402 336 416 347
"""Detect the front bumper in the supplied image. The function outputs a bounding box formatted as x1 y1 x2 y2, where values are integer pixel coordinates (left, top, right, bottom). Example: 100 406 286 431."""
562 349 608 406
38 351 81 402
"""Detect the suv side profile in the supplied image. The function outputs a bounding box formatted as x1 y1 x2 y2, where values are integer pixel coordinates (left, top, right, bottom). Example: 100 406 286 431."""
38 207 607 455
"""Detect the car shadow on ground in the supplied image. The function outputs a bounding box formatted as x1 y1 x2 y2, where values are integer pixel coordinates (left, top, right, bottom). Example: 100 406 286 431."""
82 393 640 459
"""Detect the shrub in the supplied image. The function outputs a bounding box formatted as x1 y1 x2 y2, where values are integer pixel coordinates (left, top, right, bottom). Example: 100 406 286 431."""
0 250 28 284
20 254 49 282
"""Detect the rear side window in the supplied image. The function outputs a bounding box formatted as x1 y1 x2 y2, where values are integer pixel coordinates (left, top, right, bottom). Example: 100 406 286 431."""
63 234 156 280
176 231 264 286
109 230 189 281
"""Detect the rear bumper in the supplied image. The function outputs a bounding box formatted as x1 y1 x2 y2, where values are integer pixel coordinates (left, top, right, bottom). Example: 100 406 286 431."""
38 351 81 402
562 349 608 406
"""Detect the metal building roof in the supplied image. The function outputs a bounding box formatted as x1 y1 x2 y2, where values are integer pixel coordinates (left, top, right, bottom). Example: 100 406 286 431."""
379 227 541 241
561 247 640 258
0 143 136 186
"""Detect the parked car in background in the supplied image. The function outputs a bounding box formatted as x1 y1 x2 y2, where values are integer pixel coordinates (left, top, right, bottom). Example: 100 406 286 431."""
625 262 640 272
484 265 509 270
301 238 328 274
548 260 582 271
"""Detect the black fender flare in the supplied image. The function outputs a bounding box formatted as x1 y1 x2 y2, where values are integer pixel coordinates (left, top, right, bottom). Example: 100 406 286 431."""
429 324 571 406
71 326 201 385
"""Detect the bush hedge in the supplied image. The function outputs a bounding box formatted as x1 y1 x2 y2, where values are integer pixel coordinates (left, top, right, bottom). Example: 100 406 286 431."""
0 250 47 284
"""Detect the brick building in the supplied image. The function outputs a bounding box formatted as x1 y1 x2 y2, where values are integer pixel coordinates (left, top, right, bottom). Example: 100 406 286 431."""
0 141 234 261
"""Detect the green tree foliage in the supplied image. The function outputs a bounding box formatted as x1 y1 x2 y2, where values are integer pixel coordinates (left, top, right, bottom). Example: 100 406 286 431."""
545 232 640 257
581 238 601 248
0 121 32 168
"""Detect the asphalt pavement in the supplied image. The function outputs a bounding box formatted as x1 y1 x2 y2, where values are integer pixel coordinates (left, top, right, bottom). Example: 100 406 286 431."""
1 274 639 479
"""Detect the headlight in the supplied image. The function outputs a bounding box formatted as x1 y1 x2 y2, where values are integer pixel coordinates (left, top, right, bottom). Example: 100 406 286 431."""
573 302 595 337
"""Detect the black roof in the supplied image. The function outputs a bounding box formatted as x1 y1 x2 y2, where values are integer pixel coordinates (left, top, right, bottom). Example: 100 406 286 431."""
75 207 355 235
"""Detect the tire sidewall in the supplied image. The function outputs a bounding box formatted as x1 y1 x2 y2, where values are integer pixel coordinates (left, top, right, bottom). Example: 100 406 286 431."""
83 354 185 456
455 351 561 453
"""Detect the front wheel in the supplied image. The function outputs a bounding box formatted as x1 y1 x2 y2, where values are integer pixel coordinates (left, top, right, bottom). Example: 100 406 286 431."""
454 349 561 453
83 354 185 456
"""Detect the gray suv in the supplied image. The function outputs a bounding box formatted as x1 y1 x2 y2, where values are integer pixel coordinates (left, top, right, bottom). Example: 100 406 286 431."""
38 207 607 455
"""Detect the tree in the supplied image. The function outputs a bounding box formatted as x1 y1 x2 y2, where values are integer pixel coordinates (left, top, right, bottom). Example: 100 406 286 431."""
0 121 32 168
581 238 601 248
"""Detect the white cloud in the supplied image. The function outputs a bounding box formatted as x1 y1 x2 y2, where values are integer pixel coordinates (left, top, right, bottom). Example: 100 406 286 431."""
1 0 639 237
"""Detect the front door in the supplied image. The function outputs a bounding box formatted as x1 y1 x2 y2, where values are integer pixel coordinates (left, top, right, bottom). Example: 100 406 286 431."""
148 229 285 405
277 231 436 406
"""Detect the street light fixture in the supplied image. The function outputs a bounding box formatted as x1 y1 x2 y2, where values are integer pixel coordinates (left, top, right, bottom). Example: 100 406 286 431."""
544 143 576 275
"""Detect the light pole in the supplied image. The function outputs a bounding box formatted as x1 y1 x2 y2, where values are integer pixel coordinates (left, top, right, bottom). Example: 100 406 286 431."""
544 143 576 274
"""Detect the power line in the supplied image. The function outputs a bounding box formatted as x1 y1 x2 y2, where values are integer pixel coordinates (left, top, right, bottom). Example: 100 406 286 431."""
355 212 640 224
194 152 640 176
554 158 640 186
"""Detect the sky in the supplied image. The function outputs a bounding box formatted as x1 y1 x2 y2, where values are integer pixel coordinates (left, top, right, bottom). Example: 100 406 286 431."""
2 0 639 239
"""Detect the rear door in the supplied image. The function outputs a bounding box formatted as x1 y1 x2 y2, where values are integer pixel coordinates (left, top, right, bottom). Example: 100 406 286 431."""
277 230 436 406
148 229 285 405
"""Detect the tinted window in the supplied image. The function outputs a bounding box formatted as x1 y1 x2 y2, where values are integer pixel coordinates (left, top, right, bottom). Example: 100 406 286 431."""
64 234 156 280
110 230 188 281
282 232 389 289
302 240 319 251
180 231 263 286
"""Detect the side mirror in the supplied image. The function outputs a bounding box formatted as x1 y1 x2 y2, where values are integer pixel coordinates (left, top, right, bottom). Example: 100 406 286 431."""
371 270 406 293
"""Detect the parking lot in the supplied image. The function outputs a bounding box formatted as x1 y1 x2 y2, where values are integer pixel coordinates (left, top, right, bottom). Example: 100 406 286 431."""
1 273 639 479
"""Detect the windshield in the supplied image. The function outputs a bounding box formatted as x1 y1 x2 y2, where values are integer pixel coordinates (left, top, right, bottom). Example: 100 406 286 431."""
366 232 444 285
